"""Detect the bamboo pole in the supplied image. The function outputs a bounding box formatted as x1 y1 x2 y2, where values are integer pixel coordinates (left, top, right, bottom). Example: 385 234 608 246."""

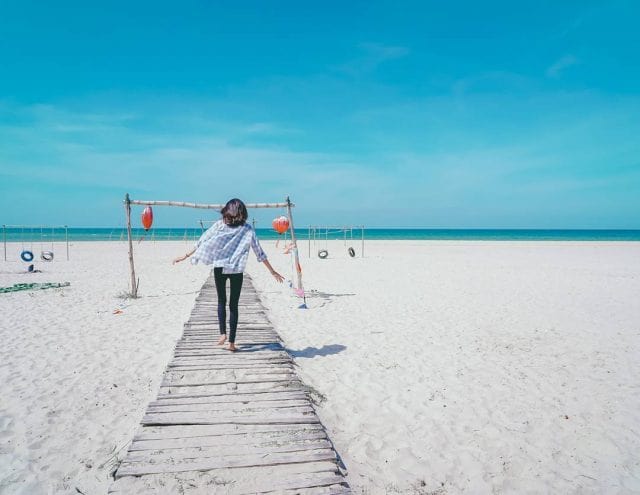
65 225 69 260
3 224 6 261
129 200 292 209
286 196 305 305
124 193 138 298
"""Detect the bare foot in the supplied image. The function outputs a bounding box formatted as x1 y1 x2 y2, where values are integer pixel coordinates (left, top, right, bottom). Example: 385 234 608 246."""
227 343 238 352
217 335 227 346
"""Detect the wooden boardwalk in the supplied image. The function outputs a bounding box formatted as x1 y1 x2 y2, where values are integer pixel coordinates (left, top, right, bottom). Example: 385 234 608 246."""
110 274 350 494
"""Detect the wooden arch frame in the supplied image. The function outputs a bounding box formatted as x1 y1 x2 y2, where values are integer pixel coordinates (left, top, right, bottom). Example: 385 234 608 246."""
123 194 303 298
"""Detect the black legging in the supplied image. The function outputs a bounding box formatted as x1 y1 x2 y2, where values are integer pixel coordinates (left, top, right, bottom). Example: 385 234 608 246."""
213 267 244 343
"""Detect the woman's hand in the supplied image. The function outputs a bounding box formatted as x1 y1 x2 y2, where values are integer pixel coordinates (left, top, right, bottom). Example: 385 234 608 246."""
173 249 195 265
271 270 285 283
262 259 284 283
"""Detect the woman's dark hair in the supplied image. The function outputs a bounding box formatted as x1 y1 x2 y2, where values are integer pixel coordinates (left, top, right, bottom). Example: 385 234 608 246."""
221 198 248 227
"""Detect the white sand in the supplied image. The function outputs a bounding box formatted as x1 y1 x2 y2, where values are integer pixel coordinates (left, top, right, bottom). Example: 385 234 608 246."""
249 241 640 494
0 241 210 495
1 240 639 494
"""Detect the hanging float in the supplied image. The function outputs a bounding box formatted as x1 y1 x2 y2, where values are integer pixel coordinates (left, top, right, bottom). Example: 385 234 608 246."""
141 206 154 231
272 216 289 234
272 215 290 248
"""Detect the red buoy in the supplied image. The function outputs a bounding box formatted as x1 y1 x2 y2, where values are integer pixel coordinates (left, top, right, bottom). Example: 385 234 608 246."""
141 206 153 231
272 216 289 234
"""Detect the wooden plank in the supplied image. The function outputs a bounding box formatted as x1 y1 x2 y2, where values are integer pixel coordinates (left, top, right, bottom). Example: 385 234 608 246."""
176 342 284 350
134 423 324 441
116 450 337 477
171 348 288 357
157 384 306 400
172 349 286 356
188 313 266 319
158 385 305 399
142 412 320 426
184 322 271 326
173 342 282 348
169 361 291 368
177 339 280 345
146 404 313 416
161 376 298 388
171 352 286 359
168 361 292 369
173 352 293 363
148 398 311 410
179 332 278 338
167 365 293 373
167 362 291 369
179 334 276 339
151 391 307 406
164 369 295 378
169 355 290 362
129 430 328 451
179 332 278 337
165 370 295 380
109 462 342 493
179 337 279 341
175 340 280 347
158 386 306 398
148 397 309 409
125 439 333 463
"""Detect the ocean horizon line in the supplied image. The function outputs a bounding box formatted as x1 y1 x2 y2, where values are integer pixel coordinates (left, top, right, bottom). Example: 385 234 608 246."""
2 226 639 242
3 225 640 231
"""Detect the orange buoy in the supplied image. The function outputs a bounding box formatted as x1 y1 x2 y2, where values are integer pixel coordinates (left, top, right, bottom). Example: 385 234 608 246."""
141 206 153 231
272 216 289 234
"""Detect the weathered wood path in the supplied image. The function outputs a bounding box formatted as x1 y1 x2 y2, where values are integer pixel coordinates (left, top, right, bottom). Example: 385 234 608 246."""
110 274 350 494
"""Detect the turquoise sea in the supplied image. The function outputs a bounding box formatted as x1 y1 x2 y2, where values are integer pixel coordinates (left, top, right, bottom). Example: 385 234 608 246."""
2 226 640 242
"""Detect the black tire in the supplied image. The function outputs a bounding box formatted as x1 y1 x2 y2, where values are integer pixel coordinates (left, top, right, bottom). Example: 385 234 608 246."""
348 247 356 257
41 251 54 262
318 249 329 259
20 250 34 262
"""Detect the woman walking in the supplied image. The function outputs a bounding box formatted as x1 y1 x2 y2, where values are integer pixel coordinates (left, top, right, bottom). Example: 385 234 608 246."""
173 198 284 351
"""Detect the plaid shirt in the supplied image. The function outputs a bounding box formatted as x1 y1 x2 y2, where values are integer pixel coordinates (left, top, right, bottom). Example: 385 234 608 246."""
191 220 268 274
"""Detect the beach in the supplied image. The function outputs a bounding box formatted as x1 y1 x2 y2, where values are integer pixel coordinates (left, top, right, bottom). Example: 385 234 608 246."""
1 240 639 494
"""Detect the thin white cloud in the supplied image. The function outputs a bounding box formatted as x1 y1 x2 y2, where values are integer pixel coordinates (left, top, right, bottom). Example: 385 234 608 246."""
243 122 299 136
546 55 579 77
451 70 534 99
1 89 639 228
359 42 409 62
334 42 409 76
0 102 392 218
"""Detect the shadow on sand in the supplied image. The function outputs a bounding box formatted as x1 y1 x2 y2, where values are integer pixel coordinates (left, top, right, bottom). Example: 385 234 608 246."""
287 344 347 359
305 290 355 300
236 343 347 358
237 343 282 353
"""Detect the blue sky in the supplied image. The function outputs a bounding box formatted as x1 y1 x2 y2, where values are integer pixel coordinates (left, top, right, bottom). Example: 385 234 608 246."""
1 1 639 228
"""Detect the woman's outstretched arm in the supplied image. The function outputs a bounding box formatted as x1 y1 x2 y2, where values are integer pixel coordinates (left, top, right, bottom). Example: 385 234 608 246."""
262 259 285 283
173 248 195 264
